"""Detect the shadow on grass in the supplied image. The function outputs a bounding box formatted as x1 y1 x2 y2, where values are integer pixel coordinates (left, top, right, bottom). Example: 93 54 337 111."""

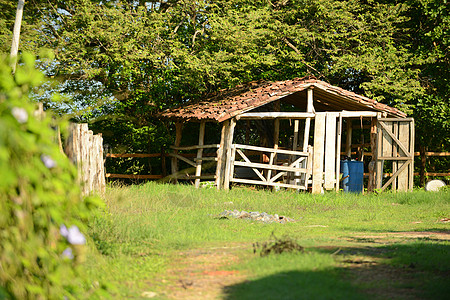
223 269 367 300
224 242 450 300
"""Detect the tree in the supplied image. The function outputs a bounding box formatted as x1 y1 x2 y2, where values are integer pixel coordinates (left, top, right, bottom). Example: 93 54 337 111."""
1 0 447 174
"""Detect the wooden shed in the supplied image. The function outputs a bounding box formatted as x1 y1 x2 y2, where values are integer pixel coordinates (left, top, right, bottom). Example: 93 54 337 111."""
158 77 414 193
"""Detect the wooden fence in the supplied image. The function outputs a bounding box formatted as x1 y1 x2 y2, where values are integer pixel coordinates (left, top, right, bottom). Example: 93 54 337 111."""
105 151 211 180
105 150 449 184
65 123 105 196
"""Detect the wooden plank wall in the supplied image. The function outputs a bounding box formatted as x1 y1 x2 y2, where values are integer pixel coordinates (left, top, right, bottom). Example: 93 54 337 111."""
312 113 326 193
324 112 338 190
312 113 341 193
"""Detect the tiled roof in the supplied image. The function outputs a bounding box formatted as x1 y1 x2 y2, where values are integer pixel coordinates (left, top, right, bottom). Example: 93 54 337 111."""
157 77 407 122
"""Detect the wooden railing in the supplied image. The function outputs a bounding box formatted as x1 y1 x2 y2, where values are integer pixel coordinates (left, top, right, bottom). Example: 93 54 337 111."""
168 144 219 184
104 150 448 181
105 145 219 182
229 144 311 190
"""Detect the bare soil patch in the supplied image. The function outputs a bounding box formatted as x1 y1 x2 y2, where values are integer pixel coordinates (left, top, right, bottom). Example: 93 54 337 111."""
163 245 248 299
350 231 450 242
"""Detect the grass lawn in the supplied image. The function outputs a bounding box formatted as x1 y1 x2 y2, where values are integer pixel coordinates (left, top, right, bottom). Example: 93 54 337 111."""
86 183 449 299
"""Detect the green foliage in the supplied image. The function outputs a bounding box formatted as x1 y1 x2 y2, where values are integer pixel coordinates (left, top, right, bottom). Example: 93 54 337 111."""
2 0 448 174
0 54 105 299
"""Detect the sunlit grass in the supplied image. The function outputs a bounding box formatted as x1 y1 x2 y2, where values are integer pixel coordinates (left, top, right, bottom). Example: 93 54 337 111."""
85 183 450 298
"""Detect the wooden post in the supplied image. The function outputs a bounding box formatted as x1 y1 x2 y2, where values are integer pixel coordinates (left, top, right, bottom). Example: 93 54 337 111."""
223 118 236 190
409 119 415 191
312 113 326 194
368 118 377 192
345 119 352 158
216 121 229 189
376 113 384 189
292 120 300 185
392 122 399 189
245 120 250 145
267 101 280 183
324 112 337 190
302 88 314 186
397 121 409 191
420 146 426 187
195 121 206 188
303 88 314 151
65 123 105 196
171 122 183 182
161 146 166 178
335 113 343 191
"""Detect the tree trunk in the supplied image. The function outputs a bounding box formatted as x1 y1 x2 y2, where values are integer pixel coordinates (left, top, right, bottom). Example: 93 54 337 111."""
10 0 25 73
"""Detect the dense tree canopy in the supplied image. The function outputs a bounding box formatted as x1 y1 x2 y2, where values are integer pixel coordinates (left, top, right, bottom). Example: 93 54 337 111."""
1 0 448 166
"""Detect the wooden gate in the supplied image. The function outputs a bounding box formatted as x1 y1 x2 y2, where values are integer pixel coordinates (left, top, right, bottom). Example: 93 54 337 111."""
228 144 312 190
376 118 414 191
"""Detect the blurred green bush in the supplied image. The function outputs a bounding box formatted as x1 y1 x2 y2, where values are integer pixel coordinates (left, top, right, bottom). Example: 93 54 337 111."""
0 53 105 299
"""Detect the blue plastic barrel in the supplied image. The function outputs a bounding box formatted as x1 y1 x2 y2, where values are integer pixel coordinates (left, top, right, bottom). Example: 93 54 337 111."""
340 160 364 193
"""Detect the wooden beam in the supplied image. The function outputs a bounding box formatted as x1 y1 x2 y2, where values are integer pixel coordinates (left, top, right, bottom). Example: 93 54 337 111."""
368 118 377 192
238 112 315 120
415 152 450 156
340 111 378 118
245 120 250 145
230 178 307 190
324 112 338 190
381 161 411 192
335 113 343 191
267 101 280 182
168 153 196 167
106 173 163 179
107 153 161 158
409 119 415 191
376 121 383 189
233 144 308 156
171 144 219 150
392 122 399 190
312 112 326 194
345 119 352 157
195 121 206 188
303 88 314 152
379 118 414 122
176 175 216 180
161 146 167 177
223 118 236 190
234 161 308 173
292 120 300 185
171 122 183 181
215 121 229 189
379 121 411 157
236 149 266 182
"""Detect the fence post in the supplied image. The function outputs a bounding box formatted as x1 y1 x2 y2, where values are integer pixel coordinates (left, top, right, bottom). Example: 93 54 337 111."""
420 146 427 187
65 123 105 196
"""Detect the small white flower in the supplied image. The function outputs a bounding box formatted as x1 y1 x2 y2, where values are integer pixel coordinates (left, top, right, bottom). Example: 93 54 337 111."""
60 224 69 238
11 107 28 123
67 225 86 245
41 154 57 168
62 247 74 260
60 224 86 245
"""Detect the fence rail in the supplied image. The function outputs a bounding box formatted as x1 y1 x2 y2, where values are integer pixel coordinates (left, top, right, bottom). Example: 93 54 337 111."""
105 151 450 180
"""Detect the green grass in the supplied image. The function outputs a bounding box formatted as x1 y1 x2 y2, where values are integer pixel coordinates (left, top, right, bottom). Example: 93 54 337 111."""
85 183 450 299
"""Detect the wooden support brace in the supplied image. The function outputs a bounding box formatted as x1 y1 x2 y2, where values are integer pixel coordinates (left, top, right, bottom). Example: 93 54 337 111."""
195 121 206 188
171 122 183 182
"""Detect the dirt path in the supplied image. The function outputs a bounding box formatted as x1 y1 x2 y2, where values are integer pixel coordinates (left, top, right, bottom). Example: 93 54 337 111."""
148 231 449 299
163 245 248 299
